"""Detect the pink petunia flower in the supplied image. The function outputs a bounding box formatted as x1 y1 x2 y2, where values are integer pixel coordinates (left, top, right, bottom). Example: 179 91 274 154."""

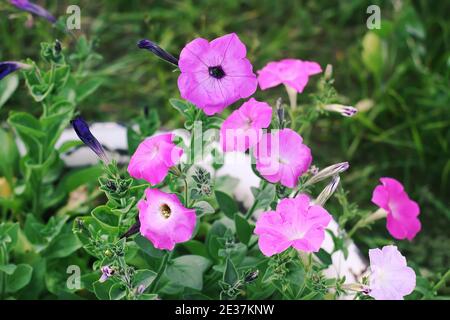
177 33 258 115
253 128 312 188
371 177 421 240
257 59 322 93
254 194 332 257
220 98 272 152
368 245 416 300
128 133 183 185
138 188 196 251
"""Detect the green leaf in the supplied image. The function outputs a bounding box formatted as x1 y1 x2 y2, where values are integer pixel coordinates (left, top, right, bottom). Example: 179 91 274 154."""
169 98 190 116
166 255 211 290
315 249 333 266
215 190 238 219
132 269 157 291
0 74 19 109
44 232 81 259
6 264 33 293
135 234 164 258
136 293 158 300
91 205 120 228
181 240 208 257
223 258 239 286
58 165 103 193
93 280 114 300
0 264 17 275
193 201 215 216
234 214 254 245
0 128 19 183
109 283 127 300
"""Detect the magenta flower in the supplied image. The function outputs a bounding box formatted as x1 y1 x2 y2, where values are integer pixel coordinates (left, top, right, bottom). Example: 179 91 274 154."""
253 128 312 188
371 177 421 240
128 133 183 185
138 188 196 251
10 0 56 23
368 245 416 300
177 33 258 115
254 194 332 256
257 59 322 93
220 98 272 152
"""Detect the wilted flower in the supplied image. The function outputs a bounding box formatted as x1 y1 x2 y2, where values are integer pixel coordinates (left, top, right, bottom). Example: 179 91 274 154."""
324 104 358 117
137 39 178 66
368 245 416 300
71 116 109 163
0 61 30 80
10 0 56 23
253 128 312 188
254 194 332 256
304 162 349 186
128 133 183 185
99 266 115 283
257 59 322 93
177 33 257 115
220 98 272 152
314 175 340 206
371 177 421 240
138 188 196 251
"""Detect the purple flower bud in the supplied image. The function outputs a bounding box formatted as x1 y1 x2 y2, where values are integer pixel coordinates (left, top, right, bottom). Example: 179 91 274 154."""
137 39 178 66
70 116 109 163
314 175 340 206
10 0 56 23
304 162 349 186
0 61 30 80
99 266 114 283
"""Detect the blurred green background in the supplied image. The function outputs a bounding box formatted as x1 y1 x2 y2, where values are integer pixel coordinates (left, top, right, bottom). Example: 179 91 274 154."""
1 0 449 276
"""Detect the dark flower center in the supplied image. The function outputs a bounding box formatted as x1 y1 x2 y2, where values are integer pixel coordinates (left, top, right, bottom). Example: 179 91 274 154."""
208 65 225 79
160 203 171 219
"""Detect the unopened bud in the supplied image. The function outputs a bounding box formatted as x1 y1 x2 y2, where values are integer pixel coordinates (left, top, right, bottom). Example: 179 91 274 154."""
304 162 349 187
314 175 340 206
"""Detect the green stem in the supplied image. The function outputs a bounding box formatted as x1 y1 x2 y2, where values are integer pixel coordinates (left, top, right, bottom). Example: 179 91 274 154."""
347 208 387 238
183 178 189 206
245 199 258 220
432 269 450 292
149 250 172 293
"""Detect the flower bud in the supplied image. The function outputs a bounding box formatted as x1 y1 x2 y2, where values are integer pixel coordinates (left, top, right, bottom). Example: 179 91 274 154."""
304 162 349 187
137 39 179 66
0 61 31 80
71 116 109 163
324 104 358 117
314 175 340 206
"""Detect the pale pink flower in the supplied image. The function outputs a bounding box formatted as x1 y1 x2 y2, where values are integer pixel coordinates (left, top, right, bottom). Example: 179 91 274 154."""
138 188 196 251
254 194 332 256
128 133 183 185
177 33 257 115
220 98 272 152
368 245 416 300
372 177 421 240
253 128 312 188
257 59 322 93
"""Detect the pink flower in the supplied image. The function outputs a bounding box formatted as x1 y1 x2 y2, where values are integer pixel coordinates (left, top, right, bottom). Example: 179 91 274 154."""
177 33 258 115
253 128 312 188
128 133 183 185
368 245 416 300
220 98 272 152
371 177 421 240
257 59 322 93
138 188 196 251
254 194 332 256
